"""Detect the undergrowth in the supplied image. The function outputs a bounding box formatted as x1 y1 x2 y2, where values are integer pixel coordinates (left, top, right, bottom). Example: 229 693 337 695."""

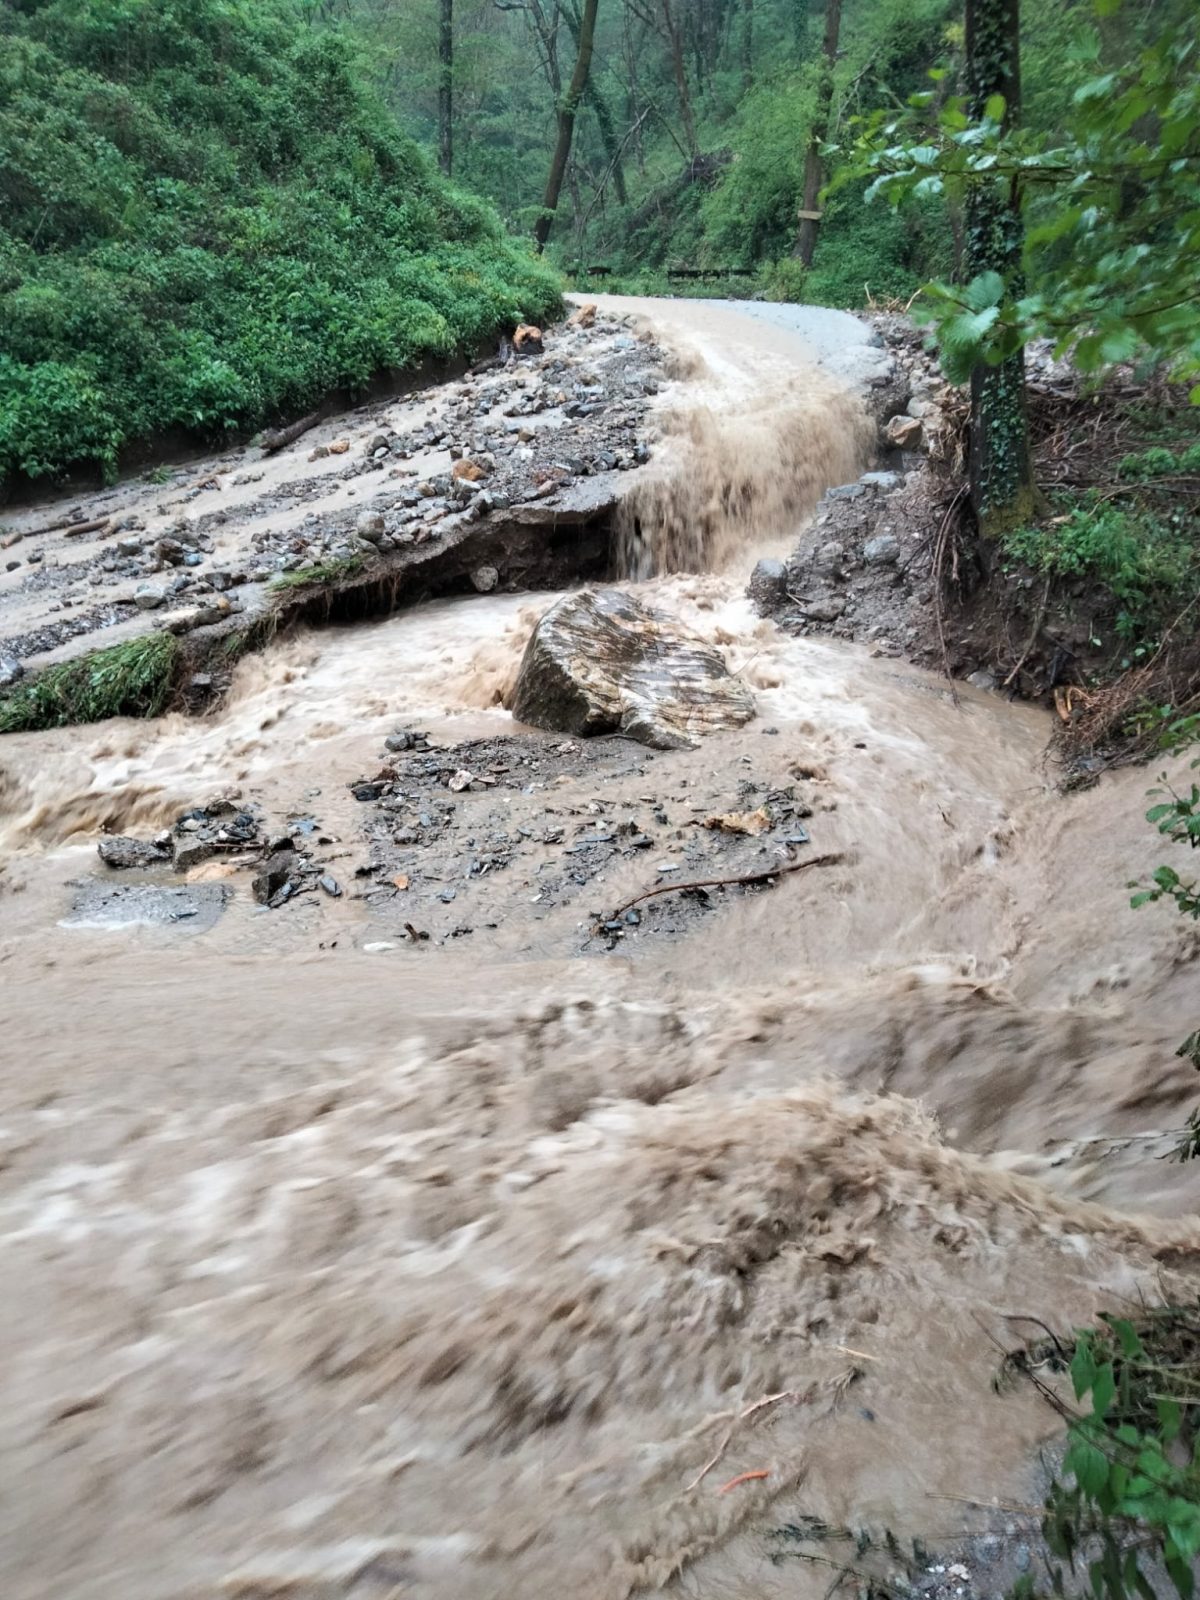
0 634 179 732
1003 498 1197 647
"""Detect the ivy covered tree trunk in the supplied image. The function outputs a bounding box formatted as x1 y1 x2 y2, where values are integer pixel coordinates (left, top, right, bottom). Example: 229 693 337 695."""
534 0 599 250
438 0 453 176
793 0 841 266
964 0 1036 536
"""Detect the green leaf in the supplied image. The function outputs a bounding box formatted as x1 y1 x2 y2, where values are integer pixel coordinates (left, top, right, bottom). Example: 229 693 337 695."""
1099 326 1140 362
984 93 1007 122
1092 1362 1116 1418
1072 1340 1098 1400
1068 1437 1110 1497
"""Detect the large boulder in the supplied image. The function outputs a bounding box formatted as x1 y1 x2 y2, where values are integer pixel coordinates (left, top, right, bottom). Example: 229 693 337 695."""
510 589 755 750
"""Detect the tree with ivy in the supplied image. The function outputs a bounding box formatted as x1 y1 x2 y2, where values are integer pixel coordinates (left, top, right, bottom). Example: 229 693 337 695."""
849 0 1200 533
959 0 1036 536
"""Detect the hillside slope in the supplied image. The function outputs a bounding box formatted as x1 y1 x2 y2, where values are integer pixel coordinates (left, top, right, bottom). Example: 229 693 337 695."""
0 0 560 488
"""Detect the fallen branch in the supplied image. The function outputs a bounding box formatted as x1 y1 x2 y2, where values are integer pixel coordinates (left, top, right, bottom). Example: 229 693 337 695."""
261 408 324 455
1002 575 1051 690
931 485 969 706
605 851 843 924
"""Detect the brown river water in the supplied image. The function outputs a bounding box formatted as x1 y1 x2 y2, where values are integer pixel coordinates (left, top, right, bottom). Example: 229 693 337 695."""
2 298 1199 1600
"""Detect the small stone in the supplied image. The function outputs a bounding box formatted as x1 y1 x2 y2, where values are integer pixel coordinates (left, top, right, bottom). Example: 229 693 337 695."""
173 839 217 872
470 565 499 593
318 875 342 898
252 851 296 905
863 533 900 565
134 585 166 610
804 596 846 622
98 835 172 870
0 655 24 688
356 512 386 544
967 669 997 692
884 413 923 450
859 470 900 490
747 557 787 612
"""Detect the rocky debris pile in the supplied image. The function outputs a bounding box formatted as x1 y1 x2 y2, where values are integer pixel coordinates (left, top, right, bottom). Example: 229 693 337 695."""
511 589 756 749
755 315 1106 689
748 315 962 667
346 726 829 948
202 313 661 587
95 796 343 908
97 798 265 874
748 468 939 659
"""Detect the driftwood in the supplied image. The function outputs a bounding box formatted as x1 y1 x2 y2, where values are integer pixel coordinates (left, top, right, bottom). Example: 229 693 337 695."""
20 513 109 539
61 517 112 539
260 408 324 455
605 850 842 924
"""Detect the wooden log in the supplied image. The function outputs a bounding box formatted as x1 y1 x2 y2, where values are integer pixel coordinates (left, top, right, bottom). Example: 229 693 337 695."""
260 409 324 455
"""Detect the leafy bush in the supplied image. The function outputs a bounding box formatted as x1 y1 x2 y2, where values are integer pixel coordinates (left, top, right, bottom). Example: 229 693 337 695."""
1003 500 1197 641
0 0 561 487
1015 1309 1200 1600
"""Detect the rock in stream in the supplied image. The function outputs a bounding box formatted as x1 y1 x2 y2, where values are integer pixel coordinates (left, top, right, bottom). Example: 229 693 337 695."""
510 588 755 749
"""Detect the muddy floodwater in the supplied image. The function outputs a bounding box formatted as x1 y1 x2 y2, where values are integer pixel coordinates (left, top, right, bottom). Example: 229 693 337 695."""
2 298 1199 1600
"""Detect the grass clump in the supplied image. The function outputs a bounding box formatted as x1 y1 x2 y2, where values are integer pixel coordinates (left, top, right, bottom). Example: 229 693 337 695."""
0 0 561 489
0 634 180 733
268 555 365 593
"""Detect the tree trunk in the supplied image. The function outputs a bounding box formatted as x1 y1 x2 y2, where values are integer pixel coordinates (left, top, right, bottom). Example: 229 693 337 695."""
793 0 841 265
660 0 699 159
742 0 753 92
438 0 453 176
534 0 600 250
964 0 1035 537
562 0 628 205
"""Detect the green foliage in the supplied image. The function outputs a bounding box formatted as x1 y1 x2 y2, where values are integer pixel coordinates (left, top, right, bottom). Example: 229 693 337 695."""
0 0 561 487
759 183 951 308
1003 499 1197 641
1118 445 1200 481
1036 1313 1200 1600
0 634 179 731
850 0 1200 393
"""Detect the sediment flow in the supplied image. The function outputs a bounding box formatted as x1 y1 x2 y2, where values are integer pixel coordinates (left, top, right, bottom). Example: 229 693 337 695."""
1 298 1198 1600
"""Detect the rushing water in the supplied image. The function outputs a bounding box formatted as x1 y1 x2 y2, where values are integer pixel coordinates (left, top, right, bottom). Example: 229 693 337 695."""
2 298 1199 1600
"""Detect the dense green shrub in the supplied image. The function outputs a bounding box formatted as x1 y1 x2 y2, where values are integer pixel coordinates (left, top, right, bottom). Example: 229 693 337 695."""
1003 499 1197 642
0 0 561 486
